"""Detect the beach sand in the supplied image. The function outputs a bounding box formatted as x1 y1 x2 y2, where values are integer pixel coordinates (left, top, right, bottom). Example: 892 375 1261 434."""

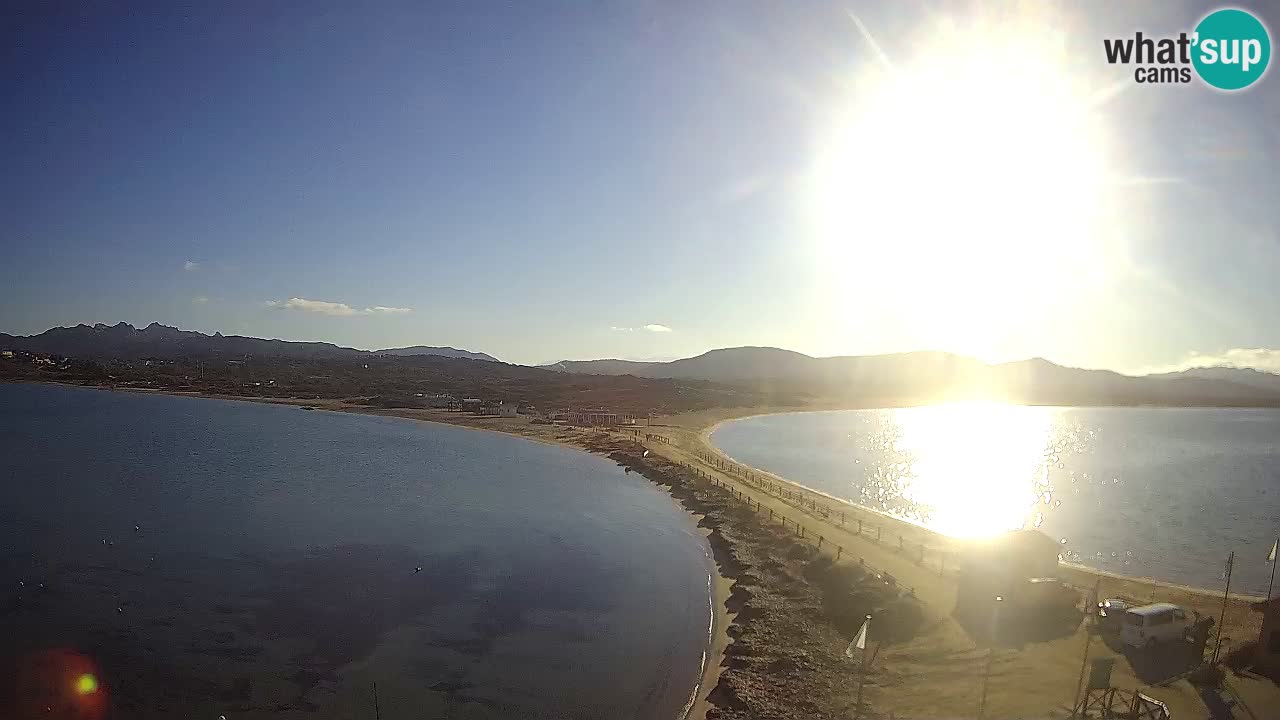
348 402 1278 719
14 384 1280 719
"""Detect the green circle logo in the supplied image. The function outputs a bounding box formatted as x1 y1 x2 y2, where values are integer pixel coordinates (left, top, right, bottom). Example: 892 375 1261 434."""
1192 8 1271 90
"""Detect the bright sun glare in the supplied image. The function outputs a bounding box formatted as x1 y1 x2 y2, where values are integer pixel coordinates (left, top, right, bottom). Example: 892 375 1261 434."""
809 9 1121 358
890 403 1053 538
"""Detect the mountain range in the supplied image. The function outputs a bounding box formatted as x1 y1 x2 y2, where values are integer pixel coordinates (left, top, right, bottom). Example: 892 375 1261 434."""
542 347 1280 407
0 323 499 363
5 323 1280 408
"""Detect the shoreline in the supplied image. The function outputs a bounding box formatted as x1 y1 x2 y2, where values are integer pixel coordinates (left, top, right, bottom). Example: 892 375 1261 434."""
3 381 737 720
698 410 1268 602
11 380 1277 718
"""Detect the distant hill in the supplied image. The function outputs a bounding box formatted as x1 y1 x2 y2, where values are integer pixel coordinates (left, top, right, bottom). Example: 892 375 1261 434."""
543 347 1280 408
7 323 1280 408
0 323 497 363
543 347 816 381
1149 366 1280 393
376 345 498 362
544 348 988 385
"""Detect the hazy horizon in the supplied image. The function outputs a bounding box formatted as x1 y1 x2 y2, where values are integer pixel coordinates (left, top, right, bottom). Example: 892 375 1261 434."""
9 317 1280 379
4 1 1278 374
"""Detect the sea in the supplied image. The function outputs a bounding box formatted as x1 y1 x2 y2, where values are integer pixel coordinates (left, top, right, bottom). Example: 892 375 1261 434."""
711 406 1280 597
0 383 713 719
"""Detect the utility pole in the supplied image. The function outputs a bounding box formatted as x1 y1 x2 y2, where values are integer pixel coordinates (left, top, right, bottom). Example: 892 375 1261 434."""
1071 580 1101 719
1261 539 1278 650
1212 551 1234 664
977 596 1002 720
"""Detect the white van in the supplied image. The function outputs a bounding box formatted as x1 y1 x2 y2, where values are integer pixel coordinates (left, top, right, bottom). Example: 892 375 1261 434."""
1121 603 1190 649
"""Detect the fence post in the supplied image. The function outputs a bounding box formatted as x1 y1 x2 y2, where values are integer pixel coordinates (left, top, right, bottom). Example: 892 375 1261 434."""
818 535 824 550
837 545 843 561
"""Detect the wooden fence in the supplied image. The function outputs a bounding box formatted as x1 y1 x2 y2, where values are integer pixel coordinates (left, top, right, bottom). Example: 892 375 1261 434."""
684 449 959 578
681 461 933 596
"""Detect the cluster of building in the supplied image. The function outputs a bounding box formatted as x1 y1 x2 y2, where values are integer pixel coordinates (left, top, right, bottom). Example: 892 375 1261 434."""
0 349 70 371
545 410 641 426
410 392 644 426
411 393 519 416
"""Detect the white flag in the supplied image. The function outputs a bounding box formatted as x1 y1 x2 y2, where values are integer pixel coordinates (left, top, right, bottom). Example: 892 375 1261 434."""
845 618 869 658
1268 539 1277 564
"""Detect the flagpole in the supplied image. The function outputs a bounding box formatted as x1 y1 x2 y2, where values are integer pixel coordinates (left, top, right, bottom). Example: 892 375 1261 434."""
1071 580 1101 719
977 596 1002 720
853 614 872 720
1267 540 1278 601
1212 551 1234 664
1261 539 1278 651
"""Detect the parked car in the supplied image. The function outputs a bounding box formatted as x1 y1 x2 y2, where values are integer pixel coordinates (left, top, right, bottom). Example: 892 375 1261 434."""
1120 603 1191 649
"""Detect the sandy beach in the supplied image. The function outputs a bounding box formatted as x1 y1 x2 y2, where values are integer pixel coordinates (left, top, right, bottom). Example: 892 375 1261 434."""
11 383 1280 719
336 401 1278 719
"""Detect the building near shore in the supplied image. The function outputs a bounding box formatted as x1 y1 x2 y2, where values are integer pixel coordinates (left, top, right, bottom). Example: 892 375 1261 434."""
1253 596 1280 679
414 393 454 408
543 409 644 426
954 530 1076 634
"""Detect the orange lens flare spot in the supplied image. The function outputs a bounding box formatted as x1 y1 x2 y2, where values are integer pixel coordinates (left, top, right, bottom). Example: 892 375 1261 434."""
76 673 99 695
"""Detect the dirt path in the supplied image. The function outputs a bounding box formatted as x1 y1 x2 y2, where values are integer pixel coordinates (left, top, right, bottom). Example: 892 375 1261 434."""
628 424 1276 720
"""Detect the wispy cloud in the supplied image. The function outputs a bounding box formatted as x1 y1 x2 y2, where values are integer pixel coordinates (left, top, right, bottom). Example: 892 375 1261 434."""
718 174 769 204
610 324 674 333
192 296 209 305
273 297 360 316
265 298 412 316
183 260 200 271
1142 348 1280 374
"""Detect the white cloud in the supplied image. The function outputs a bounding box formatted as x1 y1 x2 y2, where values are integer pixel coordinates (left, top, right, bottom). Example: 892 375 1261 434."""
611 324 674 333
1141 348 1280 374
264 298 412 317
183 260 200 271
278 297 360 316
192 296 210 305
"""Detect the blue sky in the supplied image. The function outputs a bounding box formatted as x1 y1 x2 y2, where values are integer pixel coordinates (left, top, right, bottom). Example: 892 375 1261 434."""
3 1 1278 370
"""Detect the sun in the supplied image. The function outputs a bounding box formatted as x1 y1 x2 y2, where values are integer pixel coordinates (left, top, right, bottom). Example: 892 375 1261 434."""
806 8 1121 359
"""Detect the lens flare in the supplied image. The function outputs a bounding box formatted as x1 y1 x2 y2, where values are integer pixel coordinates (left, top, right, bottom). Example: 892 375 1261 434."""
76 672 99 695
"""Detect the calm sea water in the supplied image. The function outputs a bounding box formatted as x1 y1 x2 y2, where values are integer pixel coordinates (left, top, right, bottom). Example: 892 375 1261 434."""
711 406 1280 596
0 383 712 719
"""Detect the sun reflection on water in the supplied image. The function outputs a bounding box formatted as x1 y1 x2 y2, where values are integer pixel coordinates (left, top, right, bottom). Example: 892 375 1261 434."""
870 403 1054 538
